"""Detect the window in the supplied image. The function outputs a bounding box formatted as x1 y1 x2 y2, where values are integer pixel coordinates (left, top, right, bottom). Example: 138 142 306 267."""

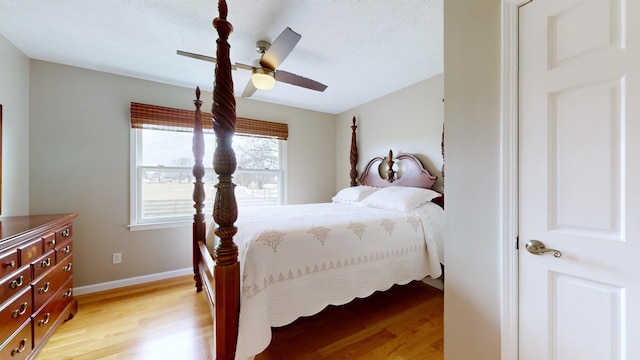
129 102 287 229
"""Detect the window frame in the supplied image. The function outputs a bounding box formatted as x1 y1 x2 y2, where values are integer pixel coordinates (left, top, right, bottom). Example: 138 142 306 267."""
128 102 289 231
129 129 287 231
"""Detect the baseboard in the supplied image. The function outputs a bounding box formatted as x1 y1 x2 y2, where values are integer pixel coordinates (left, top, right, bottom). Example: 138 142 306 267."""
73 268 193 296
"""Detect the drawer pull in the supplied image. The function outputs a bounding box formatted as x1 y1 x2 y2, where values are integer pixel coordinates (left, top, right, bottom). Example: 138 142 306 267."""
11 338 27 356
41 257 52 268
63 263 73 272
38 312 51 327
39 281 50 294
63 288 73 299
61 246 71 254
49 239 57 246
2 260 16 268
10 276 24 289
12 302 28 318
61 228 70 237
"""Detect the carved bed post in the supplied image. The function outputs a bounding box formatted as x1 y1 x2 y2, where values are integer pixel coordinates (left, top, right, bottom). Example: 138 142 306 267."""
349 116 358 186
192 87 206 292
211 1 240 358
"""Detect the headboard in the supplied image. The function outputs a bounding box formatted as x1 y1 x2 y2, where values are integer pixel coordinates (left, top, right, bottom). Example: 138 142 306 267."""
358 150 437 189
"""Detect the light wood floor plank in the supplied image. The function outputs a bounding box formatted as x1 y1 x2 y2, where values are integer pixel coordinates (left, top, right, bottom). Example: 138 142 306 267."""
38 275 443 359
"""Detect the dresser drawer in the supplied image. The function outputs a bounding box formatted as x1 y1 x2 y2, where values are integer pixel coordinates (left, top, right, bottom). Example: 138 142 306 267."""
42 232 58 253
32 256 73 310
0 266 32 302
32 250 56 280
0 319 32 360
18 238 43 267
33 278 74 345
55 225 73 243
0 287 32 343
55 239 73 263
0 249 19 278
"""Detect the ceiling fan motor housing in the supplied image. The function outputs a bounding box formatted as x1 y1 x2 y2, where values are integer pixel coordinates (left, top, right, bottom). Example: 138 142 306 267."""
256 40 271 55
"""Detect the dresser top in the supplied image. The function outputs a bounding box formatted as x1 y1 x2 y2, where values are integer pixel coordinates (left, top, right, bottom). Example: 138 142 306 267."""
0 213 78 249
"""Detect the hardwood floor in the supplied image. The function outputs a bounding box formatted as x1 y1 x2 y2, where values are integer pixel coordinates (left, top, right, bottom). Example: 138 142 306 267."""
37 275 443 360
37 275 214 360
256 280 444 360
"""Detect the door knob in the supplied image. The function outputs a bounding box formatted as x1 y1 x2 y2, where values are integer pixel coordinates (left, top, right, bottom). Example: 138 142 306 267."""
525 240 562 258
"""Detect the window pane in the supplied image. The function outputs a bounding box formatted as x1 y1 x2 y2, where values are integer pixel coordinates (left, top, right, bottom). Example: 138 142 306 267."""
134 129 283 225
140 167 215 221
235 137 279 170
235 170 280 207
141 129 213 167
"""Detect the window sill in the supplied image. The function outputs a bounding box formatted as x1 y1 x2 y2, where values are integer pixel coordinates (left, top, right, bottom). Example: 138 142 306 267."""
128 220 193 231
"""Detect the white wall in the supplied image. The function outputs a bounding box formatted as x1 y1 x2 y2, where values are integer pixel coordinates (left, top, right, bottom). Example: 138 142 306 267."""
335 73 444 191
443 1 502 359
0 34 30 215
28 60 336 287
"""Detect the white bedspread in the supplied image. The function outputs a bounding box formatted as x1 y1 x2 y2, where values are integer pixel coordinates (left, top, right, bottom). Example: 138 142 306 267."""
207 201 444 360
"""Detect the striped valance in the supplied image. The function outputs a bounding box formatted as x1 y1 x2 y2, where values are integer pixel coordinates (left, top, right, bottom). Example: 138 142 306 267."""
130 102 288 140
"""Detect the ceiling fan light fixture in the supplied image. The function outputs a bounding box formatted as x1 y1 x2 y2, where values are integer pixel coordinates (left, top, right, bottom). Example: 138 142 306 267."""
251 68 276 90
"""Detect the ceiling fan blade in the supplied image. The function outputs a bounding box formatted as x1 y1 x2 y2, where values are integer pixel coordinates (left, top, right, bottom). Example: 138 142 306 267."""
241 79 258 98
234 62 254 71
177 50 217 63
259 27 301 70
178 50 254 72
275 70 327 92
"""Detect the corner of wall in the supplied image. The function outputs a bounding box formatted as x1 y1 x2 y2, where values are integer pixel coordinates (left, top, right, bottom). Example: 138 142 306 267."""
0 33 30 215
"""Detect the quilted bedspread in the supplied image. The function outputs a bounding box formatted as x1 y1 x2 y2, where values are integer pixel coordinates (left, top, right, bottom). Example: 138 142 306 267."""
208 201 444 360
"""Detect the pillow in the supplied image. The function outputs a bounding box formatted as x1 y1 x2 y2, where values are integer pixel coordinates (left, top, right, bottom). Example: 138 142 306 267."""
360 186 442 213
332 186 381 203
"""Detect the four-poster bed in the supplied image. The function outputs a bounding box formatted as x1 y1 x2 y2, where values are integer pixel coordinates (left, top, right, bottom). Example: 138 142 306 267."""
191 2 444 359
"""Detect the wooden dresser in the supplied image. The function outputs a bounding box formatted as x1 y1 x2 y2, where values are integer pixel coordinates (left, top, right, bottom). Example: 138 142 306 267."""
0 213 78 359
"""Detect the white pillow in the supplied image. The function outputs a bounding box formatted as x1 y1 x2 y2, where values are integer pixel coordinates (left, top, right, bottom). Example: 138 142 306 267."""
332 186 380 203
360 186 442 213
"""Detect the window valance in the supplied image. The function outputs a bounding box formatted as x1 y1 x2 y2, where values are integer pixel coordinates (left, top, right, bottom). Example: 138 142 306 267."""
130 102 288 140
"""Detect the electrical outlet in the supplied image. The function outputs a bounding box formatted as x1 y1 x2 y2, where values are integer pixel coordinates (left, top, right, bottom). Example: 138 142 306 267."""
112 252 122 264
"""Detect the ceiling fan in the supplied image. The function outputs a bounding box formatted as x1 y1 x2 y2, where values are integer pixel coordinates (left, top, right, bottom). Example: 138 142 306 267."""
177 27 327 98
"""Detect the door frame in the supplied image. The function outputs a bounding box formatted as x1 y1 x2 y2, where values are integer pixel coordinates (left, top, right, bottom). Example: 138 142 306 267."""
500 1 531 359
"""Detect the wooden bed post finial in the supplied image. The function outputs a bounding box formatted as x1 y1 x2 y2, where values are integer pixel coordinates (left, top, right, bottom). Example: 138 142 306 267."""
349 116 358 186
212 0 240 359
386 149 396 182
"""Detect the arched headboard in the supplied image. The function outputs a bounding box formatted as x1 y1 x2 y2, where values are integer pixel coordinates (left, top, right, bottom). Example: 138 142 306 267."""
358 150 437 189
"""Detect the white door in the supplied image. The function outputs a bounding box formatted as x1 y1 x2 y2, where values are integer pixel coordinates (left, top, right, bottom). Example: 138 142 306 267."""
519 0 640 359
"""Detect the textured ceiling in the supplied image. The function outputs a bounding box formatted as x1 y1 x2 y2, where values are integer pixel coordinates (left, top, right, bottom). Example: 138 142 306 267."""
0 0 443 114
